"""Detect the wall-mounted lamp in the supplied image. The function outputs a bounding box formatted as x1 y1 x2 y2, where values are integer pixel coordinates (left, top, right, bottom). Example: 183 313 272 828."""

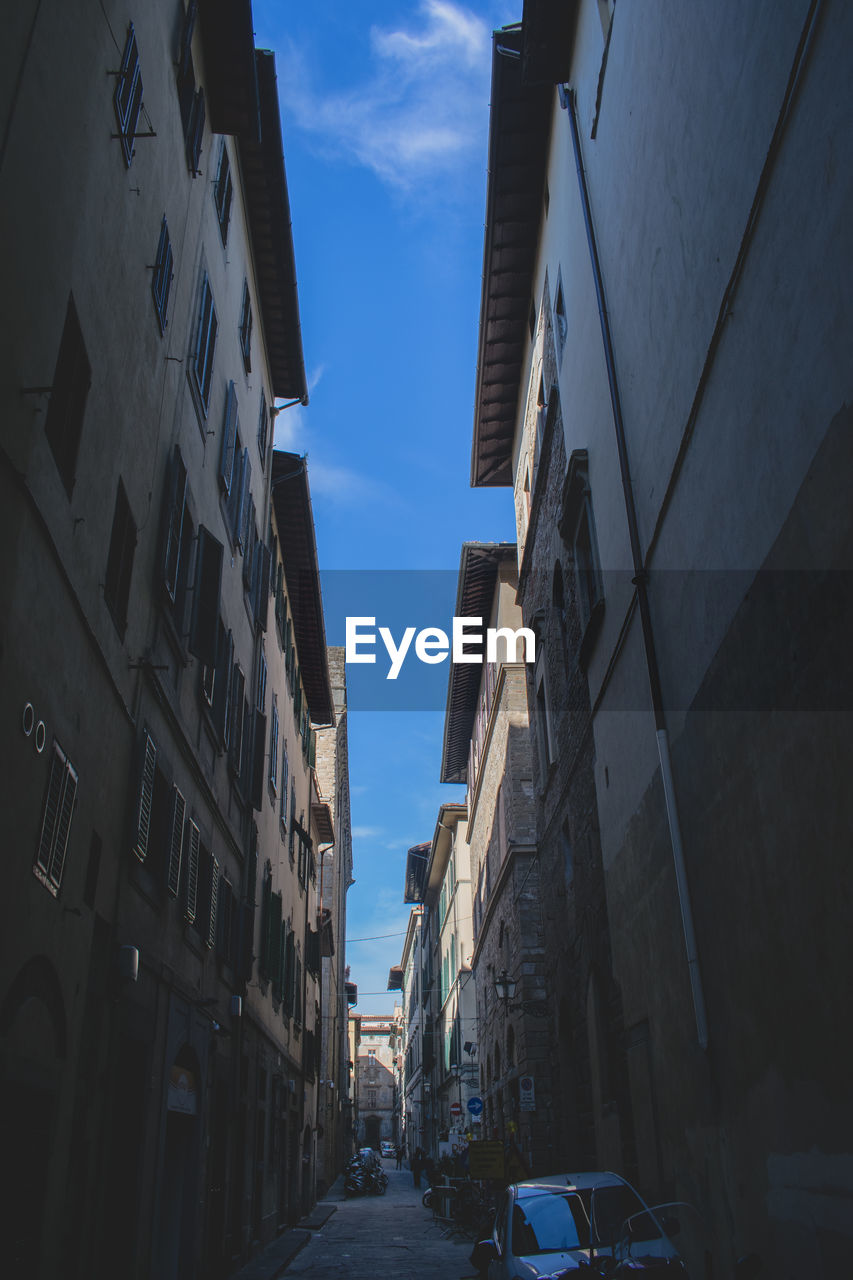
494 969 517 1007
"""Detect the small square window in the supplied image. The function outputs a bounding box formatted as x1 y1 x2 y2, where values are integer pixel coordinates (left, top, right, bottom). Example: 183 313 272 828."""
113 24 143 168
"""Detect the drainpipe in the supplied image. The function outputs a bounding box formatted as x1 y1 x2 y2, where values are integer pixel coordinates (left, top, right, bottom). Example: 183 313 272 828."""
560 85 708 1051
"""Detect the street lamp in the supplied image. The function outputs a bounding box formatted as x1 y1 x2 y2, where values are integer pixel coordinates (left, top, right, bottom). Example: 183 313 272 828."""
494 969 518 1008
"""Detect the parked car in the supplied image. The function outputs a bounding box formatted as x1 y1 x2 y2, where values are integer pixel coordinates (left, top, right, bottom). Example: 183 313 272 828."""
471 1171 686 1278
380 1140 396 1159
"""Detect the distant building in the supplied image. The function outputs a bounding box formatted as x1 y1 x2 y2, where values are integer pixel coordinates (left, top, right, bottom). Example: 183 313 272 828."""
440 544 551 1173
313 647 353 1194
422 804 479 1147
355 1014 397 1149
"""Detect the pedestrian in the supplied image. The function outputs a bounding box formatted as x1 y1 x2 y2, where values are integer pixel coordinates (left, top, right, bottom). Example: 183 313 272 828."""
412 1146 424 1188
395 1144 403 1170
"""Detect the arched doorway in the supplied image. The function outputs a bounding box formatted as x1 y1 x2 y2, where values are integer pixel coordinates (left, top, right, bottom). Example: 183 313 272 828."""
157 1046 201 1280
363 1113 381 1149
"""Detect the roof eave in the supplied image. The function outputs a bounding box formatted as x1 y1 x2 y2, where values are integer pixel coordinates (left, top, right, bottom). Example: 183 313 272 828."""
470 26 554 489
271 452 333 725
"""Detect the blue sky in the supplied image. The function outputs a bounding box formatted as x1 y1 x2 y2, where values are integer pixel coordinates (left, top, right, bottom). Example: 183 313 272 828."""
254 0 518 1011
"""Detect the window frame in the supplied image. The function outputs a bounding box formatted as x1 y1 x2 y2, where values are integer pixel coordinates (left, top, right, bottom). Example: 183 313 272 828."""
151 216 173 333
213 140 233 244
188 271 218 419
113 23 144 168
34 740 78 897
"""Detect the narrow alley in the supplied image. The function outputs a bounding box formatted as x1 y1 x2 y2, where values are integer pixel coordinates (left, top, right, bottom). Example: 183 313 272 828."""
284 1161 476 1279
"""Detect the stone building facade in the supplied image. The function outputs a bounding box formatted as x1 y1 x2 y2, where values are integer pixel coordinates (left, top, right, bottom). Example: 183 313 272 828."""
467 2 853 1271
441 544 553 1174
313 647 353 1194
354 1015 397 1149
0 3 336 1276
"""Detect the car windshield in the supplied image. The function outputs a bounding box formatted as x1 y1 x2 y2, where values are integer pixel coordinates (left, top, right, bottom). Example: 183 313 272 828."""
587 1185 657 1247
511 1192 591 1255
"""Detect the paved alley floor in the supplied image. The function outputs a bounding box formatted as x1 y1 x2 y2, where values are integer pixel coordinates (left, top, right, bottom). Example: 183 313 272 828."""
285 1162 479 1279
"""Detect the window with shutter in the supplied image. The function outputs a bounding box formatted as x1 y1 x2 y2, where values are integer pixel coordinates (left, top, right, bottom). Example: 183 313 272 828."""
242 504 257 594
186 86 205 175
104 478 137 638
279 743 288 834
239 280 253 373
256 646 267 713
229 666 246 776
132 733 157 862
176 0 197 130
283 925 295 1016
217 877 234 962
184 818 200 922
189 272 217 416
151 217 173 333
44 295 91 497
219 382 238 494
163 448 188 603
294 956 303 1027
235 451 251 551
212 626 233 742
166 787 186 897
206 854 220 948
113 24 143 168
213 141 233 243
188 526 223 666
288 785 296 861
250 710 266 812
34 740 78 896
257 390 268 466
269 702 279 793
253 541 271 631
271 894 284 1001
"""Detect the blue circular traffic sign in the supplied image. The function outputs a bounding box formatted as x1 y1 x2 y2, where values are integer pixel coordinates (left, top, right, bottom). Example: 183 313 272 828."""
467 1096 484 1116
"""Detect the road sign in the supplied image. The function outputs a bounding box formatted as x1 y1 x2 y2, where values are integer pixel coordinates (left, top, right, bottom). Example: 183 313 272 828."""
467 1096 484 1116
450 1101 463 1117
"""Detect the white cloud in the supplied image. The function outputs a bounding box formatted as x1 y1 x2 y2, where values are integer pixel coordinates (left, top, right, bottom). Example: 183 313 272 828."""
278 1 493 193
352 825 385 839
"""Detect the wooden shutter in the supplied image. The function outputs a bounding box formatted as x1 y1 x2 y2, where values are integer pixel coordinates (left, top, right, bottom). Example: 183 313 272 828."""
163 448 187 601
35 742 77 896
166 786 185 897
235 450 251 550
238 902 255 981
213 627 233 742
132 732 157 862
186 87 205 173
206 854 219 947
254 541 271 630
189 526 223 666
250 711 266 812
184 818 200 922
219 381 238 493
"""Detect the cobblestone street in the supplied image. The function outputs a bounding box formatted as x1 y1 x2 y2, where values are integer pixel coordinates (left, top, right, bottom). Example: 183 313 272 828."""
285 1163 478 1279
